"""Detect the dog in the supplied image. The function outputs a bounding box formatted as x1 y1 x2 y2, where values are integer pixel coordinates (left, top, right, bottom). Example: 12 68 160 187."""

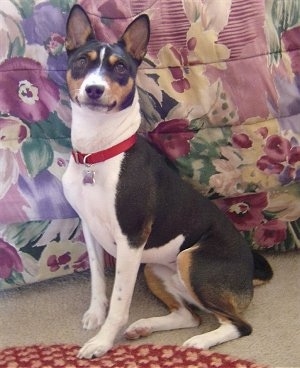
63 5 273 359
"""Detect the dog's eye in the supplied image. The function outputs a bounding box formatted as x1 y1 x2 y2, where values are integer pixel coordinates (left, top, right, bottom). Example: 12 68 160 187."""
114 62 127 74
75 56 88 68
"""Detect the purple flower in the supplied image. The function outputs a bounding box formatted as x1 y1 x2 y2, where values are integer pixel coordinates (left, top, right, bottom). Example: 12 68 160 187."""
0 57 60 122
46 33 68 86
0 239 23 279
257 134 300 184
18 170 77 220
47 53 68 86
21 3 68 86
21 2 67 46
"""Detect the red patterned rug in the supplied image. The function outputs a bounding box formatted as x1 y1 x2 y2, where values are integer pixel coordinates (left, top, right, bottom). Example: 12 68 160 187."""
0 344 269 368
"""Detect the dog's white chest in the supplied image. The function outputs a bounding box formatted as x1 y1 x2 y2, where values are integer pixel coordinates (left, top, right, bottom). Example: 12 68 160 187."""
62 155 123 256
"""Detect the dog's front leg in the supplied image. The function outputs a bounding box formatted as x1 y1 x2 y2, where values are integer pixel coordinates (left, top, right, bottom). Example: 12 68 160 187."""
81 220 108 330
78 239 144 359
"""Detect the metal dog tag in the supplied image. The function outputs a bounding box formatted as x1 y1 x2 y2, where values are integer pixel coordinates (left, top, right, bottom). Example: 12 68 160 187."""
82 154 95 185
83 169 95 185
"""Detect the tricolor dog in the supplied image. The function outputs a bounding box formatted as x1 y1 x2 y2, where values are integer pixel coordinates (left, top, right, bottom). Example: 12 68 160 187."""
63 5 273 359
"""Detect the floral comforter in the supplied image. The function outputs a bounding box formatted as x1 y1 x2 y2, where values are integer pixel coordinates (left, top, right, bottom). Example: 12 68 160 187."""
0 0 299 289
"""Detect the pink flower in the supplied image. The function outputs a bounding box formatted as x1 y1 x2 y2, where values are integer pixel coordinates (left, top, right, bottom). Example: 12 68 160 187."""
168 46 191 93
255 127 268 139
288 146 300 165
78 0 128 42
47 252 71 272
0 57 59 122
257 134 300 184
215 192 268 231
264 135 291 163
232 133 252 148
0 239 23 279
256 155 284 174
148 119 194 160
73 251 89 272
254 219 287 248
45 33 65 56
169 66 190 93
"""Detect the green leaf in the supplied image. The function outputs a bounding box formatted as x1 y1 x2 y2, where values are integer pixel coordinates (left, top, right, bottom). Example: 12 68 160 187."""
2 221 50 249
138 88 163 130
10 0 35 18
9 36 25 58
21 138 54 177
160 91 178 119
30 112 71 140
49 0 76 12
4 270 25 287
20 242 46 261
190 116 210 131
262 210 278 220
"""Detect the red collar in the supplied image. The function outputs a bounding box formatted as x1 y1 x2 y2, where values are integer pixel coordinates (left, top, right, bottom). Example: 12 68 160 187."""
72 134 137 165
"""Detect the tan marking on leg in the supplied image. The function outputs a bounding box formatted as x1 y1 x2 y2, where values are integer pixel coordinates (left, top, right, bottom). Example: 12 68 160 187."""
177 247 252 313
177 246 203 307
177 246 252 338
144 265 181 311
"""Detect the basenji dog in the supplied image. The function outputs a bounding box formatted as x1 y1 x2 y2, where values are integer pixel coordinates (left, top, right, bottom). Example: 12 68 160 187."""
63 5 273 359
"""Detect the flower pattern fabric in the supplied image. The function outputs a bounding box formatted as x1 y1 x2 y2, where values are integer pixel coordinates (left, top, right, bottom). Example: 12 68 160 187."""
0 344 269 368
0 0 299 289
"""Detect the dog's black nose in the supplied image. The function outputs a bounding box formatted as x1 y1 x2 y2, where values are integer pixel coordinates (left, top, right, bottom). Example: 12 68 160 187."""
85 85 104 100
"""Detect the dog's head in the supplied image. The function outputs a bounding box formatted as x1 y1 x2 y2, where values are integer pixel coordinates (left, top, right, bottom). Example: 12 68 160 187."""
65 5 150 113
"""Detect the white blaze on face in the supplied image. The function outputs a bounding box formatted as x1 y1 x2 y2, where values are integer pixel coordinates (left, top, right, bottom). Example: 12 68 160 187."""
79 47 109 98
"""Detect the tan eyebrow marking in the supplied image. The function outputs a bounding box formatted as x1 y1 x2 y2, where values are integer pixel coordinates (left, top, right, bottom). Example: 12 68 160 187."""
87 50 97 61
108 54 119 65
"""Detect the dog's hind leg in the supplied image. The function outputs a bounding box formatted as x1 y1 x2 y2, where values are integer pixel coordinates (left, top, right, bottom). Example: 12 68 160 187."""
81 220 108 330
183 315 250 350
125 264 200 340
177 245 253 349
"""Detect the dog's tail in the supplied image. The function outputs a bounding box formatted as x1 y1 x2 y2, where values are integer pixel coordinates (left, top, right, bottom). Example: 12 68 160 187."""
252 250 273 286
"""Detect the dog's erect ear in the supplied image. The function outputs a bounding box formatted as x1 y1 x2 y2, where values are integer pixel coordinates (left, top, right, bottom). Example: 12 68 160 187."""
65 5 95 52
119 15 150 63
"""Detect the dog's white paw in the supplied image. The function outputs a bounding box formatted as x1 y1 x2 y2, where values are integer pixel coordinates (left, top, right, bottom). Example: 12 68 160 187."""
124 319 152 340
78 336 112 359
184 324 240 350
183 335 212 350
82 303 107 330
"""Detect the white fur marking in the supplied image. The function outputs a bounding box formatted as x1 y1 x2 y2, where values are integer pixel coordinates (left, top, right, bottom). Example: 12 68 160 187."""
78 244 144 359
141 234 184 264
183 323 240 349
78 47 108 100
80 221 108 330
125 264 200 339
125 308 199 339
99 47 106 67
68 91 141 153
